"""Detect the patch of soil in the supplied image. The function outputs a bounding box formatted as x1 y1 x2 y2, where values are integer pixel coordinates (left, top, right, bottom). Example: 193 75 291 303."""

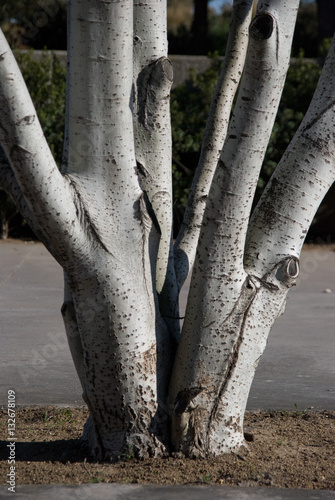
1 407 334 490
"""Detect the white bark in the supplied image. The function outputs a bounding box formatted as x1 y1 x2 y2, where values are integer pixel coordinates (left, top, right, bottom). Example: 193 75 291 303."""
59 0 172 460
133 0 179 339
169 0 301 456
63 0 141 254
1 2 170 460
174 0 253 290
245 32 335 274
0 31 84 263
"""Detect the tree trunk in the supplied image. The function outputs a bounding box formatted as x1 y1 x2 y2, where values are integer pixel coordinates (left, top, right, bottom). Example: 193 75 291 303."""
60 0 174 460
1 0 172 460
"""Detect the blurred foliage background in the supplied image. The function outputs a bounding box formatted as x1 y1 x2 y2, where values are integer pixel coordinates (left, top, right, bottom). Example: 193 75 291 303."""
170 55 324 235
0 1 325 56
0 1 334 241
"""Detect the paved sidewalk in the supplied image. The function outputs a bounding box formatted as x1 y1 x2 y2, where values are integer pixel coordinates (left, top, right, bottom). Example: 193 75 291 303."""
0 240 334 410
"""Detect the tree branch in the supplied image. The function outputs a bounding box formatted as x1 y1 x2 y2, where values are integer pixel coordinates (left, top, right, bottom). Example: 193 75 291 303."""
0 31 84 264
63 0 142 253
133 0 179 338
245 32 335 276
198 0 299 279
172 0 299 373
174 0 254 289
169 0 300 454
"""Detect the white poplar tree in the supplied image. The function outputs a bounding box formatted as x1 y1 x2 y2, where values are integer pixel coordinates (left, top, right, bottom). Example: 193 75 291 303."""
1 0 335 460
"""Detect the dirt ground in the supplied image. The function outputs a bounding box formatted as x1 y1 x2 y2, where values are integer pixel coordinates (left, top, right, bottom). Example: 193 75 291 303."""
1 407 334 490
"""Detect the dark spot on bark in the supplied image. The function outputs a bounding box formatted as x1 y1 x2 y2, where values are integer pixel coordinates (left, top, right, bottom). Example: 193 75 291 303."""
135 161 148 180
274 256 300 286
23 114 35 124
140 191 161 235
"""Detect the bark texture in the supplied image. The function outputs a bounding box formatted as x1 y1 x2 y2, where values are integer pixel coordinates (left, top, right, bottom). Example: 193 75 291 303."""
169 0 303 456
1 0 335 461
1 1 171 460
174 0 254 289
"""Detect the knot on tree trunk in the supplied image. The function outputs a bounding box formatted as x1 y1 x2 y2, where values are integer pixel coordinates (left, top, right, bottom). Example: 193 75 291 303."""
275 256 300 286
249 13 274 41
136 57 173 130
251 256 300 292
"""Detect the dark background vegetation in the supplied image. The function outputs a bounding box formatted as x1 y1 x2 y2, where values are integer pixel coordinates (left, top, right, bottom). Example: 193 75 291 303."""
0 0 334 241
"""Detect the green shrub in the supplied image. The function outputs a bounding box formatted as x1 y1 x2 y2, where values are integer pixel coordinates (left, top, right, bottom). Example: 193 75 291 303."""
170 55 322 218
14 50 66 166
0 51 323 239
171 55 222 213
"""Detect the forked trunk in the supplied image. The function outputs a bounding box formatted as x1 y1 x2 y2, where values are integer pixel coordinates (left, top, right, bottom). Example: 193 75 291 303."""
1 0 335 460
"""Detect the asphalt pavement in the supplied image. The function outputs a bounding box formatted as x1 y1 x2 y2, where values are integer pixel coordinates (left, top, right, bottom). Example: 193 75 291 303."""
0 240 334 499
1 240 334 411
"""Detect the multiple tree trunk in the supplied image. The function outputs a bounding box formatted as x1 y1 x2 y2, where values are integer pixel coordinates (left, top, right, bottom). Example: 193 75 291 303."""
1 0 335 460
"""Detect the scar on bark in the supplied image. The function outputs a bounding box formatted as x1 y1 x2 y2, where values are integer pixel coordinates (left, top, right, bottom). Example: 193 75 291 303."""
260 256 300 290
249 12 274 41
174 387 204 415
136 57 173 129
208 277 258 429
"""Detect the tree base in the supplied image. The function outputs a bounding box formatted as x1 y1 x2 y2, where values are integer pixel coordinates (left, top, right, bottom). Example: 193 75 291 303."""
81 415 169 462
